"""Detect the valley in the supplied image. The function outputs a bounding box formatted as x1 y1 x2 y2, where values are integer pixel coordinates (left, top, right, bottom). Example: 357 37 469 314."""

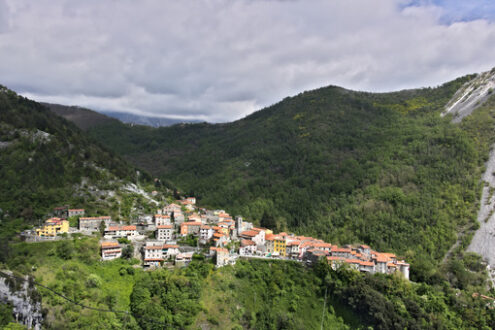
2 69 495 328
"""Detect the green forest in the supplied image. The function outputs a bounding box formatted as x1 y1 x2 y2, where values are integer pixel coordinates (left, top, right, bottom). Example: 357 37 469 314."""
86 75 495 282
2 237 495 329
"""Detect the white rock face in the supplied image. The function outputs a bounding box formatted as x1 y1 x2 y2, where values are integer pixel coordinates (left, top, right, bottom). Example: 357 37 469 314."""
442 69 495 123
0 271 43 329
444 68 495 267
123 183 159 205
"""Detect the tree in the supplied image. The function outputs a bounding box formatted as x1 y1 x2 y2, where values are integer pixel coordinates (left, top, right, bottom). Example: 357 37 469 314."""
56 242 73 260
122 244 134 259
260 212 277 230
99 220 106 237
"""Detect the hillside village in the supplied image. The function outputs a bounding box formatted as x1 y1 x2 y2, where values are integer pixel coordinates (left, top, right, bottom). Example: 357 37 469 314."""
30 197 410 280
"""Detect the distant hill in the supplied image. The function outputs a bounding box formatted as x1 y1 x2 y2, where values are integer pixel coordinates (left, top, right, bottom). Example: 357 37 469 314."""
101 111 202 127
43 102 201 129
82 73 495 281
42 103 120 130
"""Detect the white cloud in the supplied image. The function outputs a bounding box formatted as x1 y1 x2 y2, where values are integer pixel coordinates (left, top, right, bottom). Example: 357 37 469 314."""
1 0 495 122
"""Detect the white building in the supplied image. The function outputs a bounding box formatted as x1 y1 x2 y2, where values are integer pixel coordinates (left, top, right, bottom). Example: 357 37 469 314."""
157 225 174 241
105 225 137 239
68 209 85 218
200 225 214 241
155 214 171 226
239 240 257 256
101 242 122 260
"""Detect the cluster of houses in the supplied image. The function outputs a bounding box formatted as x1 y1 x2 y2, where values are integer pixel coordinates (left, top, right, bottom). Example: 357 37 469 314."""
37 199 410 279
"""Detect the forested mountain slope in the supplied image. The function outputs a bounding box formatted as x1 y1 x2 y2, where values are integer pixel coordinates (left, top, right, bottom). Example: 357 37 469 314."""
77 73 495 281
0 86 145 240
42 102 120 130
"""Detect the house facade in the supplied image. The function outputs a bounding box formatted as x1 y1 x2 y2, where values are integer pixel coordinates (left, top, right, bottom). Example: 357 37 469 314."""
79 216 112 232
101 242 122 260
36 218 69 237
157 225 174 241
68 209 85 218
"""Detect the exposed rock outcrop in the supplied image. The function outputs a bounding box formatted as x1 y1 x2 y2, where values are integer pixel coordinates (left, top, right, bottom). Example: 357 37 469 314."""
0 271 43 330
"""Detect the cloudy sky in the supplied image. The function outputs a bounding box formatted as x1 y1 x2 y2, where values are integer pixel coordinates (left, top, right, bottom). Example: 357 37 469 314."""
1 0 495 122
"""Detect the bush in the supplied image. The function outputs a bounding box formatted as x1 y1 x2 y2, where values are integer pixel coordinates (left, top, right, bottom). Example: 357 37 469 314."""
86 274 102 288
56 242 74 260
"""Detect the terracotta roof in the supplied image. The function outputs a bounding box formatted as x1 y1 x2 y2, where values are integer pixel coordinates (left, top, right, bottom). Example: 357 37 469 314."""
182 221 202 226
213 233 224 238
359 261 375 267
163 244 179 249
360 244 370 249
314 242 332 248
327 256 345 261
375 257 388 263
166 203 181 208
240 230 259 237
287 240 301 246
157 225 173 229
345 259 361 264
373 252 395 263
155 214 170 218
200 225 212 229
308 249 327 256
145 246 162 250
108 225 136 231
101 242 120 248
331 246 352 253
265 234 274 241
241 239 256 246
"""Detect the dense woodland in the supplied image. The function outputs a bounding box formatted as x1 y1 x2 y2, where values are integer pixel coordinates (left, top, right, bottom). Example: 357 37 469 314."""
87 75 495 282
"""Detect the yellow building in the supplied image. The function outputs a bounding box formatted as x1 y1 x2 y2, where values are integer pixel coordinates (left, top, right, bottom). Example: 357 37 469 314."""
273 235 286 257
36 217 69 237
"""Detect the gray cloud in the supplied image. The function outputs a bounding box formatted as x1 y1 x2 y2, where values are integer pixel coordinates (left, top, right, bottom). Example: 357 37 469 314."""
1 0 495 122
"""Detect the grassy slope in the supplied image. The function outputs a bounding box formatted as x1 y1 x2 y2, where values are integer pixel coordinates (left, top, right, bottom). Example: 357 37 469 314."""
3 238 495 329
4 237 140 329
86 75 495 281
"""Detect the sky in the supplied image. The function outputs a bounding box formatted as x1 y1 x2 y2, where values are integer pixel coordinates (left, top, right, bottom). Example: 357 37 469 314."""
1 0 495 122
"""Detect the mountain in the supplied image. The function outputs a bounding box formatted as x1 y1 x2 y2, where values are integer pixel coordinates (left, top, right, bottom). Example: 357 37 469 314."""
101 111 202 127
83 72 495 281
42 102 120 130
0 87 150 240
43 102 201 129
